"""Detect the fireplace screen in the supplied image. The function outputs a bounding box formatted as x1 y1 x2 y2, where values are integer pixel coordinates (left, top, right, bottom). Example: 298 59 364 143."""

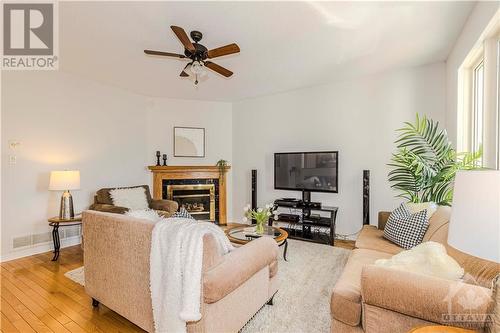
166 184 216 221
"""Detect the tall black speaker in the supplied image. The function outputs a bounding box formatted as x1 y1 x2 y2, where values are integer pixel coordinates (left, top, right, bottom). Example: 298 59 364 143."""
363 170 370 225
251 169 257 224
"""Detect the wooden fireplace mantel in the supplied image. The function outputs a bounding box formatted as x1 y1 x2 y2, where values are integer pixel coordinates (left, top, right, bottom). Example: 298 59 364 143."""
148 165 231 224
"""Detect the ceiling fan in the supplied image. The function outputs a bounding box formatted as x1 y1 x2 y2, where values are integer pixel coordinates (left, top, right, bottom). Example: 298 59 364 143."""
144 26 240 85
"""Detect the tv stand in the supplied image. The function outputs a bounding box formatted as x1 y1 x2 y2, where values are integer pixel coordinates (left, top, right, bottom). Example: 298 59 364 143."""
273 197 338 246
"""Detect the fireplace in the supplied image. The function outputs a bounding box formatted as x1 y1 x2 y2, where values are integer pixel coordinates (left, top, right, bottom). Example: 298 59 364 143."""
165 183 216 221
148 165 230 225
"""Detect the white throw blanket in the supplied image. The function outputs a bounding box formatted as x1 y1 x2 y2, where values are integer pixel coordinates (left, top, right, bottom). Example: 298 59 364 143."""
150 218 234 333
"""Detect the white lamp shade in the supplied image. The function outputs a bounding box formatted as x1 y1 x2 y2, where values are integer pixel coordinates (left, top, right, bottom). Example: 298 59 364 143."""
49 170 81 191
448 170 500 263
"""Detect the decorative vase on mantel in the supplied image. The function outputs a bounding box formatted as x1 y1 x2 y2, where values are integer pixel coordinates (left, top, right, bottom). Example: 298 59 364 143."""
243 204 277 235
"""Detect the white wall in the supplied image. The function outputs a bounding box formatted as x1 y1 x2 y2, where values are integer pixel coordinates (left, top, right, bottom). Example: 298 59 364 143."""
1 71 232 261
232 63 446 236
445 2 499 148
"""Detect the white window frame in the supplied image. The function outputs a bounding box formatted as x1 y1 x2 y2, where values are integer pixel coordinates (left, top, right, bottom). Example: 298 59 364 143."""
471 55 485 165
458 19 500 169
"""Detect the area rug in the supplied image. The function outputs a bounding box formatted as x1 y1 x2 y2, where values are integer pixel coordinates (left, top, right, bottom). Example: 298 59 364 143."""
65 239 350 333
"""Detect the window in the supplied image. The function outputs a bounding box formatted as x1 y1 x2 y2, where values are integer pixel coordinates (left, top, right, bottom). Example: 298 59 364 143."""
472 59 484 165
458 22 500 169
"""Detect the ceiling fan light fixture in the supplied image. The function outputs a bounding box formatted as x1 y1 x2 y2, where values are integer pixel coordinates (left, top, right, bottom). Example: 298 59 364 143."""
190 61 205 76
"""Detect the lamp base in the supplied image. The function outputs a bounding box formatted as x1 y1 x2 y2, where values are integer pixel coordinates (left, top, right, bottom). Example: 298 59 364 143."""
59 190 75 219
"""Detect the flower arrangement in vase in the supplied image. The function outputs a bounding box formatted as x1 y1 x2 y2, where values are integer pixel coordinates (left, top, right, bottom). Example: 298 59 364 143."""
243 204 278 234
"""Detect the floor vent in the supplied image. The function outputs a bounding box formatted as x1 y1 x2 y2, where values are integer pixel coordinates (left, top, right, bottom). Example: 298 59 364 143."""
13 235 32 249
12 227 81 249
64 225 81 238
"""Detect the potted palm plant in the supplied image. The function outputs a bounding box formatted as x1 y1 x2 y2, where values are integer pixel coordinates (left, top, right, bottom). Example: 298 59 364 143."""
388 114 482 206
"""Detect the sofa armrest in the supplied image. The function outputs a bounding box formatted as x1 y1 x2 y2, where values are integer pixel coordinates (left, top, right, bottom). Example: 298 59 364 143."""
361 265 493 329
203 237 278 303
149 199 178 213
378 212 391 230
88 203 128 214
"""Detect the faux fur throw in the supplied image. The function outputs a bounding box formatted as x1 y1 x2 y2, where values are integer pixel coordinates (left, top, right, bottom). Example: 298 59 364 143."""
109 187 149 210
375 241 464 281
150 218 234 333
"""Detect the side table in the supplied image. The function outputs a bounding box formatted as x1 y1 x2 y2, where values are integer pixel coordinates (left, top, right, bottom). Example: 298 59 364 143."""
48 215 82 261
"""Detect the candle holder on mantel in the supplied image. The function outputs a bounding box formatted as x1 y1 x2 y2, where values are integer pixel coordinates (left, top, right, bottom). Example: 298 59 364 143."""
162 154 168 166
156 151 161 166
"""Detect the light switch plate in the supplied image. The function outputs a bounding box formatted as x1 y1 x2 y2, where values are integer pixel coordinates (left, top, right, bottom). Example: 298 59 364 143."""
8 141 21 150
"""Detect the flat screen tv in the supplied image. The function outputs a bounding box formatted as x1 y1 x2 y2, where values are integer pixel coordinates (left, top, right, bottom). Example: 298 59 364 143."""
274 151 338 193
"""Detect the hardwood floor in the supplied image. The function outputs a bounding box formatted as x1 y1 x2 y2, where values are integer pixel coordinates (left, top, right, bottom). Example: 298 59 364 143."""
1 240 355 332
335 239 355 250
0 246 145 333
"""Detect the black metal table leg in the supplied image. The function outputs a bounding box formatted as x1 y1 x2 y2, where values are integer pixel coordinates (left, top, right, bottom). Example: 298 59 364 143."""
277 239 288 261
51 223 60 261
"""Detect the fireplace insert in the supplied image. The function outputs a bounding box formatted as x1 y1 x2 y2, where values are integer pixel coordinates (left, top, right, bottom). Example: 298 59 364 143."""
164 182 217 222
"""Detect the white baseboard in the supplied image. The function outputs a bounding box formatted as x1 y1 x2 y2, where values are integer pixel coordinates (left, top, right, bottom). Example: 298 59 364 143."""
1 236 81 262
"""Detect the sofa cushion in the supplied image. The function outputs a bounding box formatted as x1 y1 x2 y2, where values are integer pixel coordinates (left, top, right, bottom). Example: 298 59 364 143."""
355 225 402 255
406 202 438 217
330 249 392 326
422 205 450 243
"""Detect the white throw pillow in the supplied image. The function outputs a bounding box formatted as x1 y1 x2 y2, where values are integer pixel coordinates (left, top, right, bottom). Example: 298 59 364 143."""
125 209 161 223
375 241 464 281
110 187 149 210
406 202 438 218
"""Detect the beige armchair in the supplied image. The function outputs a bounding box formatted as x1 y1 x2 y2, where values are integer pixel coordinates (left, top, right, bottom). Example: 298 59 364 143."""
83 210 279 333
88 185 178 217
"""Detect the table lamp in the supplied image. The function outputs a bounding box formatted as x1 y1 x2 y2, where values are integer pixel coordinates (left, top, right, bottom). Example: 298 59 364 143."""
448 170 499 262
49 170 80 219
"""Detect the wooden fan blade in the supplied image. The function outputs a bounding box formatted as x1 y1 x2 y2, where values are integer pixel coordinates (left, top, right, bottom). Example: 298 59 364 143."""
170 26 195 53
207 43 240 59
180 63 190 77
144 50 185 58
204 61 233 77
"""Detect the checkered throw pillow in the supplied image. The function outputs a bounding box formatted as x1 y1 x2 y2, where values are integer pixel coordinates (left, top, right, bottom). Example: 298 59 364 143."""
171 207 194 220
383 203 429 249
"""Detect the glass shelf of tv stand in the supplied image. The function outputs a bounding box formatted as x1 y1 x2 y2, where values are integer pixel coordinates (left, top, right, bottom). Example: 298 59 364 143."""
275 217 332 227
272 204 338 245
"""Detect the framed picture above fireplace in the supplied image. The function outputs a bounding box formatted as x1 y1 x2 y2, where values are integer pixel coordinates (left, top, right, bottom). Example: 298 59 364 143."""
174 127 205 157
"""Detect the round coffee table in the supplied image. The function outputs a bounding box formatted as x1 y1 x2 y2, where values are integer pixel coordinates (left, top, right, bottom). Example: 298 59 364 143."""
225 225 289 261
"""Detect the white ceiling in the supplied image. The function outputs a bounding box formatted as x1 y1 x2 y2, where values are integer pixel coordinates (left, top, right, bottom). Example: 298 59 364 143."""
60 1 475 102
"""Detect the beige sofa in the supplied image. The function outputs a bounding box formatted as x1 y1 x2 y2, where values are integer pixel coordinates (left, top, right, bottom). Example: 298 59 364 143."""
331 206 499 333
83 211 279 333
